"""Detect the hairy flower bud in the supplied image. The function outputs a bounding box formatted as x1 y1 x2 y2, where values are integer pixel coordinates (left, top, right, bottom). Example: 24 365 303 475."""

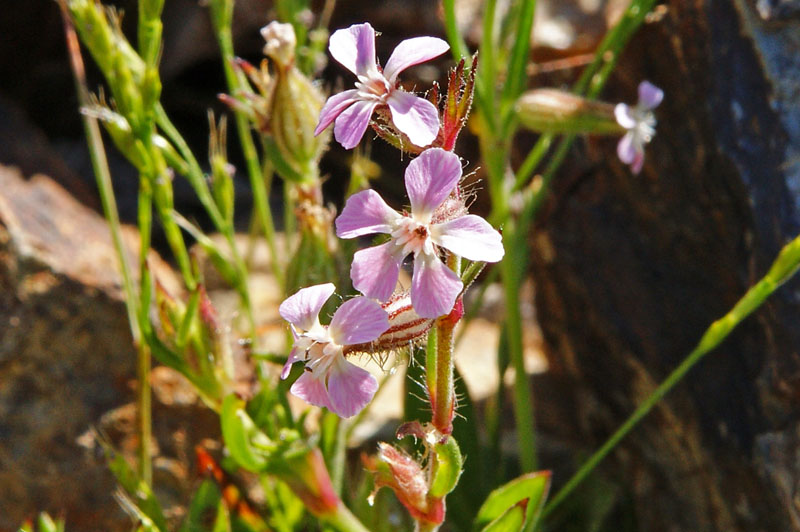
516 89 623 135
344 291 435 355
363 443 445 525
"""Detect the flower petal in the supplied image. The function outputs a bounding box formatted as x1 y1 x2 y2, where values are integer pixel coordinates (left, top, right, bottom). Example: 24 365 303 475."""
328 23 377 76
616 132 638 165
315 89 359 136
326 358 378 418
387 90 440 148
404 148 462 219
280 283 335 331
351 241 406 302
290 371 334 411
411 254 463 318
329 296 389 345
383 36 450 84
433 214 504 262
336 189 400 238
630 149 645 174
334 99 377 149
638 81 664 110
614 103 637 130
281 331 314 379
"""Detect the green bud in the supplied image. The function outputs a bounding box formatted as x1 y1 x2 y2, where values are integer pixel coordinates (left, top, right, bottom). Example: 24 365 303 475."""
516 89 624 135
141 66 162 117
270 66 328 183
430 435 463 497
153 134 189 176
210 156 235 225
86 105 147 170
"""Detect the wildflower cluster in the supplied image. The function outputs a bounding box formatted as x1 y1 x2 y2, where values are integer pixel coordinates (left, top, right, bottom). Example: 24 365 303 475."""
279 23 503 418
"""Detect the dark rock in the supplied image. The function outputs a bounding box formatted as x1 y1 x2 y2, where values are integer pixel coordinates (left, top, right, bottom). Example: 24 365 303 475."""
530 1 800 530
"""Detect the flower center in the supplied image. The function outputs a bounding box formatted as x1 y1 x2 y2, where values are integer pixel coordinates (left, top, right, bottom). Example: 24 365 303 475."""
633 109 657 144
301 332 343 378
355 70 391 102
391 216 435 257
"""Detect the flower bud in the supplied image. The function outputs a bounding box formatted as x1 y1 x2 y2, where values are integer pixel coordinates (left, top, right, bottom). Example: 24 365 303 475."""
269 61 329 183
363 443 445 525
224 24 330 184
516 89 624 135
261 21 296 68
344 291 436 356
272 448 340 516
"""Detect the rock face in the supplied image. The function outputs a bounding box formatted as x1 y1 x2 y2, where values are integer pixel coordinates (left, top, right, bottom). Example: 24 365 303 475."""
530 1 800 530
0 166 215 531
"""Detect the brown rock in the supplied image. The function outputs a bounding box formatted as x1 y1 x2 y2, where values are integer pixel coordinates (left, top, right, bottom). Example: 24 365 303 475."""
0 165 215 531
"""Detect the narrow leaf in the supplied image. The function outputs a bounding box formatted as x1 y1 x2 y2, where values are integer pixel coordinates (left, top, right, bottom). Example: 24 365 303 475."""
481 501 527 532
474 471 551 529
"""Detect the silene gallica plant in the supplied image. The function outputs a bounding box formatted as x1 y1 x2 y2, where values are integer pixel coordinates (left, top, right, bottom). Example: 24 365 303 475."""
54 0 800 531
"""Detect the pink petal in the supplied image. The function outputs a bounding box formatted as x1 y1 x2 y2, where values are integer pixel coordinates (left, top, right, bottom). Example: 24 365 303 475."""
614 103 636 129
328 23 377 76
315 89 359 136
411 254 463 318
433 214 504 262
617 132 637 165
326 358 378 418
336 189 400 238
383 36 450 84
404 148 462 219
638 81 664 110
351 241 406 302
387 90 440 148
279 283 335 331
630 150 645 174
334 99 377 149
290 371 334 411
281 344 306 379
329 296 389 345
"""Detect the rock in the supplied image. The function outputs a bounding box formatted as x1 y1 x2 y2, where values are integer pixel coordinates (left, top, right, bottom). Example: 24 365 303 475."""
529 1 800 530
0 165 215 531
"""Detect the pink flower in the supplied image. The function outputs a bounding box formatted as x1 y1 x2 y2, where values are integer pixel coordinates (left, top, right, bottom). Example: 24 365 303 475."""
279 283 390 418
314 23 449 150
336 148 504 318
615 80 663 174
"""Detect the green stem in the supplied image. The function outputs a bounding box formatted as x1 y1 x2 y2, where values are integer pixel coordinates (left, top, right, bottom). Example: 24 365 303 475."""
136 177 154 486
321 503 371 532
60 2 140 342
154 105 226 229
432 316 456 434
425 325 438 408
61 5 152 482
213 18 284 291
155 106 257 336
441 0 471 68
501 221 537 473
542 232 800 518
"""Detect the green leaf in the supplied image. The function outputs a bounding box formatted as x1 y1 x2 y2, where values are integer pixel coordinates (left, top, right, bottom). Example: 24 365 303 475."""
96 437 168 531
179 479 221 532
474 471 551 531
481 501 527 532
220 394 271 472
